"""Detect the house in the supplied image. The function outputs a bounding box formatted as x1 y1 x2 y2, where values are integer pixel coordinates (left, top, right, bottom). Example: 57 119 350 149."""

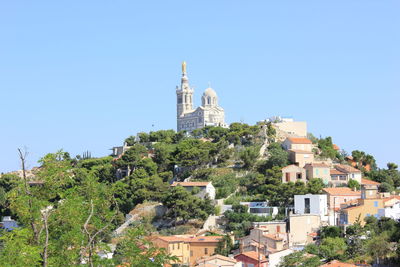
196 254 240 267
334 164 362 184
252 221 287 234
239 228 289 255
153 235 223 266
171 182 216 200
378 196 400 220
268 249 295 267
281 165 306 183
294 194 328 222
288 150 314 168
339 185 384 226
330 169 348 186
240 202 279 217
288 214 321 246
304 163 331 184
322 187 361 226
282 137 313 152
360 179 380 199
234 251 268 267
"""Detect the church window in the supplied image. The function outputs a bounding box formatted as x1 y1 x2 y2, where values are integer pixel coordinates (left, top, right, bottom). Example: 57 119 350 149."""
207 97 211 105
178 96 182 104
198 117 202 123
185 95 188 103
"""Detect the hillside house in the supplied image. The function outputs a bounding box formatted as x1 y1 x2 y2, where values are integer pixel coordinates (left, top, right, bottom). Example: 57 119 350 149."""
281 165 306 183
322 187 361 225
294 194 328 222
282 137 313 152
288 150 314 168
195 254 240 267
153 235 223 266
334 164 362 184
171 181 216 200
304 163 331 184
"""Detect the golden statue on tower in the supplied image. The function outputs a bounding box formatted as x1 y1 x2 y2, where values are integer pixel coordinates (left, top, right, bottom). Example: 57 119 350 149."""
182 61 187 74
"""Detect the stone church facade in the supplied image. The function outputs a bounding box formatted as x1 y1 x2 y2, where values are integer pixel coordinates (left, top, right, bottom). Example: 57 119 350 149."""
176 62 226 132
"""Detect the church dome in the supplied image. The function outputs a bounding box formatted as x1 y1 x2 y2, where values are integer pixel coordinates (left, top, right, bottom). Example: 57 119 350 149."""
203 87 217 97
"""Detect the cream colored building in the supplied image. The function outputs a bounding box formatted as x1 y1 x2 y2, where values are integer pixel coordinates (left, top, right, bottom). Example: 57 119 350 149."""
288 150 314 168
196 254 240 267
176 62 226 132
304 163 331 184
289 214 321 245
281 165 306 183
282 137 313 152
334 164 362 184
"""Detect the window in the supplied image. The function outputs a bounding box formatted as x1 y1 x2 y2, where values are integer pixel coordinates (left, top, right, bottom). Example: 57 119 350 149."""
374 201 378 207
352 174 355 178
177 243 180 250
172 244 174 250
332 175 338 180
316 169 319 175
304 198 310 214
286 173 290 182
277 226 281 232
324 169 328 174
297 173 302 179
204 248 208 254
190 250 193 256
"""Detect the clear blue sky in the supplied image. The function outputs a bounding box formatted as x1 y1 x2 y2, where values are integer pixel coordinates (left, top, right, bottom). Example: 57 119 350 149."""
1 1 399 172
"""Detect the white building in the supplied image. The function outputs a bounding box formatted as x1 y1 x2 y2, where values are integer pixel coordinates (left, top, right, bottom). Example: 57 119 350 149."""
176 62 226 132
378 197 400 220
294 194 328 222
170 181 216 200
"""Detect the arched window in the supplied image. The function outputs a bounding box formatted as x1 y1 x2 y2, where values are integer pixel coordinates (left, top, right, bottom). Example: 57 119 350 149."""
207 97 211 105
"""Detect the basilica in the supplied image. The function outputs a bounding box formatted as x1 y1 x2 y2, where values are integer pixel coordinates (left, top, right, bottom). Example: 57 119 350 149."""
176 62 226 132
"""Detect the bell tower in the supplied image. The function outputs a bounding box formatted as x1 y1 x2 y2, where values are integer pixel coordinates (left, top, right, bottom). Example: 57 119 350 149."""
176 61 194 118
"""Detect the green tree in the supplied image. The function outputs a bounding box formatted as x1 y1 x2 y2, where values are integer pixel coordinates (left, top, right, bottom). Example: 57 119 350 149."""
278 251 321 267
239 146 260 169
215 235 233 256
113 227 177 267
307 178 324 194
347 179 360 190
319 237 347 261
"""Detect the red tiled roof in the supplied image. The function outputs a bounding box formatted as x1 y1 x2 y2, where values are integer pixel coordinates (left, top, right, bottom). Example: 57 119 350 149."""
235 251 268 262
320 260 357 267
383 196 400 203
305 163 330 168
330 169 346 175
361 179 380 185
281 164 303 170
335 164 361 173
196 254 237 264
188 236 223 243
287 137 312 144
171 182 210 187
323 187 361 196
155 235 222 243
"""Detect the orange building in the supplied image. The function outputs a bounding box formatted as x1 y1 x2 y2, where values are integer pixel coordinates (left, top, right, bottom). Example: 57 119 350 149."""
153 235 223 266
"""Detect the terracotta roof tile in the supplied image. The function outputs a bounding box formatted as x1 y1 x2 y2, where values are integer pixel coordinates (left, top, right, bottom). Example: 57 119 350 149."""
305 163 330 168
235 251 268 262
333 144 340 150
287 137 312 144
361 179 380 185
383 196 400 203
330 169 346 175
323 188 361 196
335 164 361 173
196 254 237 264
